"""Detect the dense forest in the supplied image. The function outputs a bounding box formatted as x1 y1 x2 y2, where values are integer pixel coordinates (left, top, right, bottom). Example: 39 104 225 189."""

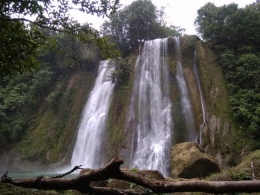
1 0 260 194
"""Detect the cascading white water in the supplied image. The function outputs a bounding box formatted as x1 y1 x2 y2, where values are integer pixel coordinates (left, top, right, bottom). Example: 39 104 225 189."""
175 37 196 141
70 60 115 168
192 50 206 145
126 38 173 176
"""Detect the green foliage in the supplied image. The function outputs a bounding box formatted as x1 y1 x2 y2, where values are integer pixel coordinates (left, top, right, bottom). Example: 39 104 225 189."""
231 171 251 181
131 167 139 173
40 32 101 71
195 2 239 42
112 58 131 88
0 68 54 146
220 51 260 148
126 0 157 46
0 0 120 78
61 35 98 69
0 20 43 78
195 1 260 149
101 0 183 56
195 1 260 50
45 78 63 111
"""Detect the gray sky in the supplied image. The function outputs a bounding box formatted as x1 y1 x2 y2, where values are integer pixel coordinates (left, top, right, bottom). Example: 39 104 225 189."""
71 0 256 35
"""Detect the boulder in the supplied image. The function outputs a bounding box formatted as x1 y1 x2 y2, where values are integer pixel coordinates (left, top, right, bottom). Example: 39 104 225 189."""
171 142 220 178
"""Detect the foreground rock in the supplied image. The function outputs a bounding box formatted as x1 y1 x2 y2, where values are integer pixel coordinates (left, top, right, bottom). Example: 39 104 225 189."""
171 142 221 178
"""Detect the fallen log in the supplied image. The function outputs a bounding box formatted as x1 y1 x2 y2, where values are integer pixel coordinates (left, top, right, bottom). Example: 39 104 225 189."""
2 157 260 194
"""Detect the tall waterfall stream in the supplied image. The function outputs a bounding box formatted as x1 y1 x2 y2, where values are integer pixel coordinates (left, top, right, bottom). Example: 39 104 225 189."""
175 37 196 142
70 60 115 168
192 50 206 145
126 38 173 176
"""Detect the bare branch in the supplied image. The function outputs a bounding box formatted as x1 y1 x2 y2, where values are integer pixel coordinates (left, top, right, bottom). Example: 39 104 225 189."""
51 165 84 178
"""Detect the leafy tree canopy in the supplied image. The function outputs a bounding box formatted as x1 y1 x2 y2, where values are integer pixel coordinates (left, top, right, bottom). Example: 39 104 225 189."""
101 0 184 56
195 1 260 50
0 0 120 78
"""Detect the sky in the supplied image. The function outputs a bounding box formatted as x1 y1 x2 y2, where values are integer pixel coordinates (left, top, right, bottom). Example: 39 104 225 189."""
71 0 256 35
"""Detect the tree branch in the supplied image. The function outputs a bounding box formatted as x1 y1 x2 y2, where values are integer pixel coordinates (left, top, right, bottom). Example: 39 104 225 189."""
51 165 84 178
0 17 64 32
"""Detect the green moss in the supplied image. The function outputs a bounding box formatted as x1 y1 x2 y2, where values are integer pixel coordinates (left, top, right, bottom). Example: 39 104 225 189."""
196 41 232 120
105 55 137 160
105 81 131 158
180 35 199 68
18 70 95 164
20 108 56 160
47 71 95 163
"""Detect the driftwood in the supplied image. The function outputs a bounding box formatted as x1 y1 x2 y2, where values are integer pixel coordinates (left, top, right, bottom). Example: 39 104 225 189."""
2 157 260 194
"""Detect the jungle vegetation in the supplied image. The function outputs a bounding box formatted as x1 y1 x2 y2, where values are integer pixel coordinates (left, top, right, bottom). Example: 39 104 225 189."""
0 0 183 149
195 0 260 149
1 0 260 159
1 0 260 194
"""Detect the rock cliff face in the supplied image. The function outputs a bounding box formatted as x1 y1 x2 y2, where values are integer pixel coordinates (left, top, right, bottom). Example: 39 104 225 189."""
195 39 237 168
184 36 238 168
109 36 237 170
0 69 96 171
0 35 237 172
164 36 236 169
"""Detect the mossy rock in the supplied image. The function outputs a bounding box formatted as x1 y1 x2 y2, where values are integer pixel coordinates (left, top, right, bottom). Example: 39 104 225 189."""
171 142 221 178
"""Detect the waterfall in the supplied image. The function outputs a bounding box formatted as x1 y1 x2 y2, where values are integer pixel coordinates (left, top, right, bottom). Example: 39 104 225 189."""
192 50 206 145
126 38 173 176
70 60 115 168
174 37 196 141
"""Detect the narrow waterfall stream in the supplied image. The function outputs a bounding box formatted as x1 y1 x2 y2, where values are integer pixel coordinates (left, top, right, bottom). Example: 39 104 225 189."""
192 50 206 145
126 38 173 176
175 37 196 141
70 60 115 168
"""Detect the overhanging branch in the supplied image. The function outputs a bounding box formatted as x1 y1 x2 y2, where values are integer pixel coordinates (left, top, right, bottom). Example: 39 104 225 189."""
0 17 65 32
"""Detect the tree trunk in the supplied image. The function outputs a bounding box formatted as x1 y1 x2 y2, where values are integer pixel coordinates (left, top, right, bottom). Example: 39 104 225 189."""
2 157 260 194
